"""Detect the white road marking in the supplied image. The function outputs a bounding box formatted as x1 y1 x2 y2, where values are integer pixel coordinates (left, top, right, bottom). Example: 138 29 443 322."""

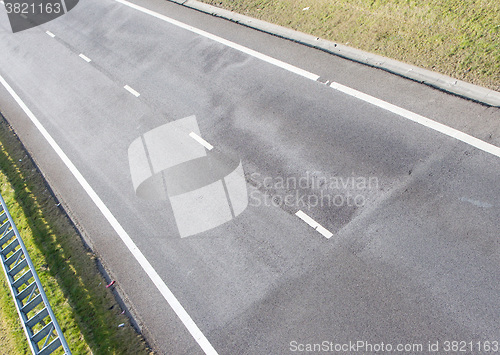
0 1 4 4
330 82 500 158
20 14 27 19
460 197 493 208
295 210 318 228
0 74 218 355
189 132 214 150
316 225 333 239
46 31 55 38
2 0 497 348
295 210 333 239
115 0 319 82
124 84 140 97
78 53 91 63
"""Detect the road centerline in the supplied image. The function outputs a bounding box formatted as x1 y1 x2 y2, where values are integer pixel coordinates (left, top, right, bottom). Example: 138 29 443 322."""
295 210 333 239
124 84 140 97
189 132 214 151
78 53 92 63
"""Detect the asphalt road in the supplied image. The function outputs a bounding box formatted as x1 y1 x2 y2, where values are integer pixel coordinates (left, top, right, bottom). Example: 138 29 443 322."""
0 0 499 353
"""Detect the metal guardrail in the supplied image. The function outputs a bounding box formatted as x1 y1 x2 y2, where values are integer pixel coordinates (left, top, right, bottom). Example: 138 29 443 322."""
0 193 71 355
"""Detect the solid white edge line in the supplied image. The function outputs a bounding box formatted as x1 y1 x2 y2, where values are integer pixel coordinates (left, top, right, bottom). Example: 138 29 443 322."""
124 84 140 97
46 31 55 38
189 132 214 150
79 53 91 63
114 0 319 82
330 82 500 158
0 74 218 355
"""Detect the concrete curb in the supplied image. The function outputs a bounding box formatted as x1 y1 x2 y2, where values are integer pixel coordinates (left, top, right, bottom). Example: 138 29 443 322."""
168 0 500 107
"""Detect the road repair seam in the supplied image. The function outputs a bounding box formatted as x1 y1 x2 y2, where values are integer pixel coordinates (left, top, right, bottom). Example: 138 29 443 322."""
0 74 218 355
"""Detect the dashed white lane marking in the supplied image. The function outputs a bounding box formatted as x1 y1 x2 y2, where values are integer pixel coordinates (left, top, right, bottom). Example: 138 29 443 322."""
46 31 55 38
124 84 140 97
189 132 214 150
20 14 27 19
330 82 500 158
0 74 218 355
295 210 318 228
316 225 334 239
115 0 319 82
295 210 333 239
78 53 91 63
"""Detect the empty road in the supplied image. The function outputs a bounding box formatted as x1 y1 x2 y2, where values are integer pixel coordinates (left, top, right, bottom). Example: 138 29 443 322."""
1 0 499 353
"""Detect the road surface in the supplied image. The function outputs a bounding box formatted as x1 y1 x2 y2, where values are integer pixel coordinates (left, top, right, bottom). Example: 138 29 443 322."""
1 0 499 353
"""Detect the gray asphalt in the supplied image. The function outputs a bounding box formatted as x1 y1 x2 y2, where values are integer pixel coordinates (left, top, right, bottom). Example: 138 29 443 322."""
0 0 499 353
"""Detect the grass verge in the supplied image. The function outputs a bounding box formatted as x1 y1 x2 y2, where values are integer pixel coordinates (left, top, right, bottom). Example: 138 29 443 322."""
0 114 152 354
198 0 500 91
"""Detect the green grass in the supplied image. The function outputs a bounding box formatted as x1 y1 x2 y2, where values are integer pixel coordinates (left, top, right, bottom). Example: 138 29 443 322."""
199 0 500 91
0 116 153 354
